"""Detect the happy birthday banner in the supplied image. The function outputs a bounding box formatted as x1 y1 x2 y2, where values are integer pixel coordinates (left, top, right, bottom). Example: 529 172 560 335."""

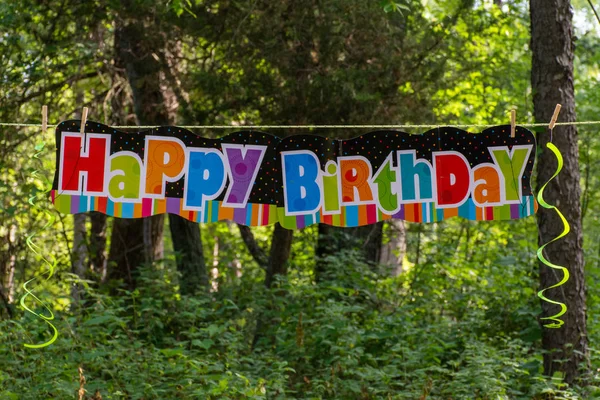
51 121 537 229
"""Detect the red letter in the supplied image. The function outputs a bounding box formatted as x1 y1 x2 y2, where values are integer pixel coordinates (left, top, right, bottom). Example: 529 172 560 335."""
60 134 108 193
433 152 470 207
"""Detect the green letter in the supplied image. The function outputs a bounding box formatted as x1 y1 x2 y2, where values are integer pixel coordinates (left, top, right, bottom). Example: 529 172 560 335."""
372 153 399 214
490 145 532 202
108 153 142 200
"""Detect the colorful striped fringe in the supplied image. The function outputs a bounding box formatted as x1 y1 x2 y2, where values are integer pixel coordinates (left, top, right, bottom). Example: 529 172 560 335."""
51 190 537 229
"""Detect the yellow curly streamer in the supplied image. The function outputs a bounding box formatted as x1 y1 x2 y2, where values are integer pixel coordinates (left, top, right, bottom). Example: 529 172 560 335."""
20 143 59 348
536 142 570 328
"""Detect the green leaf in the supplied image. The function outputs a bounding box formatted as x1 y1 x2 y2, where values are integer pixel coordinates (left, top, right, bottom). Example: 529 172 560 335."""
192 339 214 350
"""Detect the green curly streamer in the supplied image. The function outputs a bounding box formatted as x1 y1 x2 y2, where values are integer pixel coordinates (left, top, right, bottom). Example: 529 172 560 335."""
536 142 570 329
20 143 59 348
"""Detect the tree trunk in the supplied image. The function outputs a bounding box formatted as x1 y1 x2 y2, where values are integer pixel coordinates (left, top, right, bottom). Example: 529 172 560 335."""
0 254 15 304
107 17 171 287
169 213 208 294
108 15 208 292
530 0 589 383
253 223 294 348
211 236 220 292
70 101 88 303
315 222 384 281
71 213 87 301
107 218 144 289
355 223 384 264
380 219 407 276
265 223 294 288
120 17 207 293
315 224 335 282
0 224 17 316
3 224 16 302
89 212 108 281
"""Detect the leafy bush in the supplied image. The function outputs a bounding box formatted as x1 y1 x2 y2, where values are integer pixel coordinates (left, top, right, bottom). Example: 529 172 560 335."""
1 245 596 399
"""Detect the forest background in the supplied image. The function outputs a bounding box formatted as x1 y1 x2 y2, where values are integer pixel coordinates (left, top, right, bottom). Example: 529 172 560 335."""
1 0 600 398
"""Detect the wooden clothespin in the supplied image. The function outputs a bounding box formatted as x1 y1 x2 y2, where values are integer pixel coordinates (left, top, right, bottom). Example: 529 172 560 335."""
510 109 516 138
80 107 89 152
548 104 561 130
41 105 48 135
80 107 88 135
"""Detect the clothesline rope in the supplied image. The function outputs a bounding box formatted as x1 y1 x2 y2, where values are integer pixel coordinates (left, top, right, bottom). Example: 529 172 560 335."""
1 121 600 129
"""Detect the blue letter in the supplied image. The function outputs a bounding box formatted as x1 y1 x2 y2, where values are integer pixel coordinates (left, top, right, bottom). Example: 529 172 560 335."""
397 150 433 202
282 151 322 215
184 149 226 210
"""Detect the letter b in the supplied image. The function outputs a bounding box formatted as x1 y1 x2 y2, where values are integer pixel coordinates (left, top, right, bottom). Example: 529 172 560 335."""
282 151 322 215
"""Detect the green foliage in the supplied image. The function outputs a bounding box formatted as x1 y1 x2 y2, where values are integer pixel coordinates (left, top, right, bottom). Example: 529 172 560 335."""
0 238 594 399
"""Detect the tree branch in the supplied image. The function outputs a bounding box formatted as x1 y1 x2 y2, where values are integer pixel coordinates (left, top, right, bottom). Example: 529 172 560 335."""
587 0 600 26
237 224 268 269
18 71 100 105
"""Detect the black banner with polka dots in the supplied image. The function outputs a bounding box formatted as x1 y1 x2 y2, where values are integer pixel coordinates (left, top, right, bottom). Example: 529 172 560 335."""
51 121 537 226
